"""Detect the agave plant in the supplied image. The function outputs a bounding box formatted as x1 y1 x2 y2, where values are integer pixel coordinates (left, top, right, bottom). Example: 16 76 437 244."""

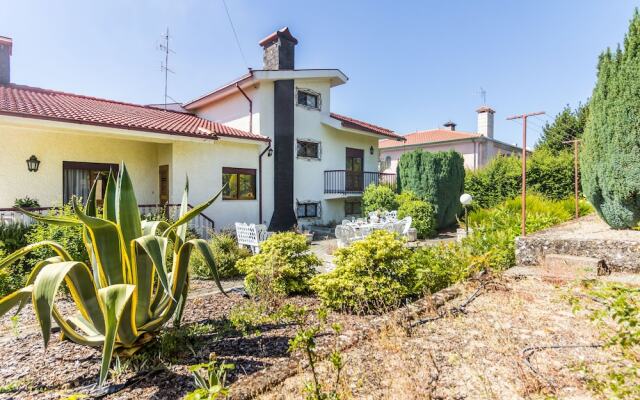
0 163 225 386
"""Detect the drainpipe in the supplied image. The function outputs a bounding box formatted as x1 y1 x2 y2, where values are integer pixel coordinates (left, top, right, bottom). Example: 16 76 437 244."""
236 83 253 133
258 143 272 224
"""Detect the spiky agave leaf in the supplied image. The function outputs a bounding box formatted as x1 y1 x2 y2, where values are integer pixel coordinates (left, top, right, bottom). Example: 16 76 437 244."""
0 162 225 387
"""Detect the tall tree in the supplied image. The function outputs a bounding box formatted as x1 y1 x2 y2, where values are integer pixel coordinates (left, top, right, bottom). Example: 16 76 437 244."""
536 103 589 153
581 9 640 229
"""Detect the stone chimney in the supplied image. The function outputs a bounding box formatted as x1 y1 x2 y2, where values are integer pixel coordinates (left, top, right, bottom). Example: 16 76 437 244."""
443 120 457 131
0 36 12 84
259 27 298 70
476 106 495 138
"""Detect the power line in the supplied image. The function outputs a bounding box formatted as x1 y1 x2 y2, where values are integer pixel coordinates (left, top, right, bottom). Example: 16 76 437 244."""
221 0 248 69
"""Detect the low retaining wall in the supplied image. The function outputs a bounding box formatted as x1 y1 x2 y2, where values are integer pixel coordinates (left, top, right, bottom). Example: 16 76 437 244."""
515 215 640 273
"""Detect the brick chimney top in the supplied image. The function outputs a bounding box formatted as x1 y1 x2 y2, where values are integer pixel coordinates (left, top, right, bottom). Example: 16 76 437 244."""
476 106 495 114
259 27 298 47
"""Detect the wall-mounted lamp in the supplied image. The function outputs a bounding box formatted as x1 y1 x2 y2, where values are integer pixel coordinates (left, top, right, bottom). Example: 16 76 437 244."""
26 155 40 172
369 146 374 155
267 148 273 157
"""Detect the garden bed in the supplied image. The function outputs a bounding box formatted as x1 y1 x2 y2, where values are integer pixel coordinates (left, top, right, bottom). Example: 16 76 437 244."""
0 279 376 399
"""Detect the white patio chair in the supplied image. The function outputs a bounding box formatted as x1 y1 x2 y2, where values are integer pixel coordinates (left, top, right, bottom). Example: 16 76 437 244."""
359 225 373 239
394 217 412 236
341 219 352 226
385 210 398 222
235 222 271 254
335 224 358 248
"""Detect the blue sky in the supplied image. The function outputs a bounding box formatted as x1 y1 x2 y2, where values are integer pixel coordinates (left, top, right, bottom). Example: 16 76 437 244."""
3 1 638 146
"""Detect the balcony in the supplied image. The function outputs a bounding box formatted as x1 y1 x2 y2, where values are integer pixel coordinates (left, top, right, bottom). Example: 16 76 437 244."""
324 170 396 196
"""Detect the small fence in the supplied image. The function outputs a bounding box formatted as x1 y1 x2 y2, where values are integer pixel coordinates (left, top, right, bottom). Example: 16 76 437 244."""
0 204 215 239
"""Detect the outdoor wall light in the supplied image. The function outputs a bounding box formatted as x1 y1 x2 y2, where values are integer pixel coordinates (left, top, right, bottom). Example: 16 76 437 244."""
369 146 374 155
268 148 273 157
460 193 473 235
26 155 40 172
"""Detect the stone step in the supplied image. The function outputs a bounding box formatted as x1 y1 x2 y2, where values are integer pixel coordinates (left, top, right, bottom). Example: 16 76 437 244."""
542 254 609 279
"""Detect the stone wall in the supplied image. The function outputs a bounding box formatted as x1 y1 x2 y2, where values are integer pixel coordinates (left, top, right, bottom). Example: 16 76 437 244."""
515 236 640 273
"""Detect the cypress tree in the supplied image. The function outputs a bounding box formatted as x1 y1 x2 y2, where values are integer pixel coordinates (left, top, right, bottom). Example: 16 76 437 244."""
581 10 640 229
397 149 464 228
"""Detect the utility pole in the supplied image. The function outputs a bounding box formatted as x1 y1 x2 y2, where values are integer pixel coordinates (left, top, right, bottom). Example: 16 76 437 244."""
159 28 175 110
563 139 582 219
506 111 545 237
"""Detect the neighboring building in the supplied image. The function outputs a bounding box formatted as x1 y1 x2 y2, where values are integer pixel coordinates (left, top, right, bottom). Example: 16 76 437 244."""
379 106 522 173
0 29 404 231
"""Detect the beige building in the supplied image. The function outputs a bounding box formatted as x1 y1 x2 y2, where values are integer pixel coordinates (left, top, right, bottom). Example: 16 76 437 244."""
379 107 522 173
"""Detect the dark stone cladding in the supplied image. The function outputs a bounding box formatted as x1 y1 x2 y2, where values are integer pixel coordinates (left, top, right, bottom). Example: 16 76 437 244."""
268 79 298 231
262 37 295 70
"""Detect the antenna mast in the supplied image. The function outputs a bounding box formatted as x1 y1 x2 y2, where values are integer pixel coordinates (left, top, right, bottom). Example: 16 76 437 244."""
159 28 175 110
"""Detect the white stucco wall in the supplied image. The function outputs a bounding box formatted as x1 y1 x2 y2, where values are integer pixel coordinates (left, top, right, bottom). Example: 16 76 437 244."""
380 140 480 173
195 86 260 134
170 138 263 231
0 123 160 207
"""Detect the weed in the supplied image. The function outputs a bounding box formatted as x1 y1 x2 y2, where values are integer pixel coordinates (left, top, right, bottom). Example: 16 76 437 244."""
184 353 234 400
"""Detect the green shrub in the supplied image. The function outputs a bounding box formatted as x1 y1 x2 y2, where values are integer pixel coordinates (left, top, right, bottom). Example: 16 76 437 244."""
397 200 436 239
14 196 40 208
397 149 465 229
25 204 89 266
190 233 251 279
396 190 420 208
362 184 398 215
464 194 592 270
0 222 30 253
528 148 575 200
236 232 320 298
311 230 416 313
581 11 640 228
411 242 471 294
464 156 522 209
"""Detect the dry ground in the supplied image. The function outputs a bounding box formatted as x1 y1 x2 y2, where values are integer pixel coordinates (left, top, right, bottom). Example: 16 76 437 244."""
259 274 616 400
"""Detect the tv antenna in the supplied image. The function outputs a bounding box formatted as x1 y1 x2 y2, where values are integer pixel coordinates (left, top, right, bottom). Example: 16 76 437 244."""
479 87 487 105
158 28 175 110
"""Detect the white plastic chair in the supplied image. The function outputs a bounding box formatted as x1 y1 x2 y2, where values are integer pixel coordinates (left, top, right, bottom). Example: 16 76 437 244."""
385 210 398 222
235 222 271 254
335 224 358 247
395 217 412 236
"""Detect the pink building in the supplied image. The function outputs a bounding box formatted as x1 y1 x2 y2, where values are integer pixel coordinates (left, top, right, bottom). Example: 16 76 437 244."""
379 107 522 173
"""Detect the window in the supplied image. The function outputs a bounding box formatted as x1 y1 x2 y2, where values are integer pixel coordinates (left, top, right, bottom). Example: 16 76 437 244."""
63 161 119 205
296 89 320 110
344 199 362 216
222 167 256 200
297 201 320 218
385 156 392 170
297 140 320 159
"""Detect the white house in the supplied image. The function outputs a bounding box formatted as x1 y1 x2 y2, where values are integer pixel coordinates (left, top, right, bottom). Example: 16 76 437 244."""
379 106 522 173
0 28 404 232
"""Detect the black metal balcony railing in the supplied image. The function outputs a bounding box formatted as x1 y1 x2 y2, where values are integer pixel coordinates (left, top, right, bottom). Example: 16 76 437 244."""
324 170 397 195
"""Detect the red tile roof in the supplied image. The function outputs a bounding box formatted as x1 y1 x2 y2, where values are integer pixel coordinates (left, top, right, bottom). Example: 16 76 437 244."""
379 129 481 148
0 84 269 142
259 27 298 47
329 113 404 140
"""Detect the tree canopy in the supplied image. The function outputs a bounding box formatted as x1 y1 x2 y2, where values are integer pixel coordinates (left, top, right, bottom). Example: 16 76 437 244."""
536 103 589 153
580 9 640 229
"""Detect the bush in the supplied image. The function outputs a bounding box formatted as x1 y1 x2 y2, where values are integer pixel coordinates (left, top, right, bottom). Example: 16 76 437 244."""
190 233 251 279
14 196 40 208
311 230 417 313
236 232 320 298
528 148 575 200
581 11 640 228
395 190 420 208
0 222 30 253
397 149 465 229
26 204 89 267
464 156 522 209
464 194 593 270
411 242 471 294
397 200 436 239
362 184 398 215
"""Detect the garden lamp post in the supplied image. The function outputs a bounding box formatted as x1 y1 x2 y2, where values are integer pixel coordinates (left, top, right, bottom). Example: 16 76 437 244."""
460 193 473 235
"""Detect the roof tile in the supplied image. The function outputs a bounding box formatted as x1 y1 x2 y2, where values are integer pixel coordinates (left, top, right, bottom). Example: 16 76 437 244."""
0 84 269 142
329 112 404 140
379 129 481 148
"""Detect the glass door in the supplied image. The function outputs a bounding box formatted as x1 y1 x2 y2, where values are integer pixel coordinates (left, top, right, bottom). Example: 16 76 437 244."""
345 148 364 192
